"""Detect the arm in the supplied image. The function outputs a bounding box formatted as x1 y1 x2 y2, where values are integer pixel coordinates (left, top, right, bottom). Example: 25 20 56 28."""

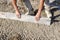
12 0 19 12
35 0 44 21
12 0 21 18
37 0 44 15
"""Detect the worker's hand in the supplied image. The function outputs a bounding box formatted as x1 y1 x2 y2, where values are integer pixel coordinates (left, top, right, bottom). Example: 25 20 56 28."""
35 12 41 21
16 11 21 18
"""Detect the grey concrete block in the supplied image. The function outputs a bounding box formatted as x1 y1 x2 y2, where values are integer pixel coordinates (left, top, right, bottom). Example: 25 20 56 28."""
0 12 51 25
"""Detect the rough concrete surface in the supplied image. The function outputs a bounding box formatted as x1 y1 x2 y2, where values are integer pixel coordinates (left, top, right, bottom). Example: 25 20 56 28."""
0 12 51 25
0 0 60 40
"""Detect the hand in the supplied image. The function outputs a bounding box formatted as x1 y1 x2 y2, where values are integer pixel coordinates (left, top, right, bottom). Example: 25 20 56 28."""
35 12 41 21
16 11 21 18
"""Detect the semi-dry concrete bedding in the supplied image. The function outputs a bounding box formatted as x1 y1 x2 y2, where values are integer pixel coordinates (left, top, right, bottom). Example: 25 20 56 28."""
0 10 60 40
0 14 60 40
0 0 60 40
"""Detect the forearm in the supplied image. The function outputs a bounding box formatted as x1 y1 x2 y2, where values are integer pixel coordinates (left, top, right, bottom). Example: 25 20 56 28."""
38 0 44 14
12 0 19 11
